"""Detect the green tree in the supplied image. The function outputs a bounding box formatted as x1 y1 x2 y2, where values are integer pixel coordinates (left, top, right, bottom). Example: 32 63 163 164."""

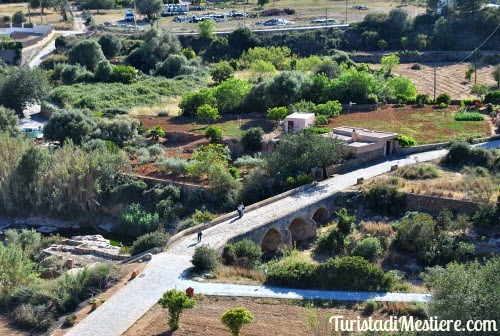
179 88 216 116
471 84 490 99
155 54 188 78
187 144 229 179
12 11 25 24
352 237 383 262
205 125 223 143
330 67 380 104
465 66 476 82
400 36 409 49
266 71 312 107
387 76 418 102
257 0 270 7
493 65 500 88
381 54 400 74
336 208 355 235
196 104 220 122
240 127 264 152
424 257 500 326
249 60 276 82
0 106 19 133
0 66 49 115
137 0 163 20
157 289 196 331
81 0 115 12
227 28 258 58
210 61 234 84
314 100 342 118
191 245 218 272
94 59 113 82
221 307 254 336
396 212 435 256
0 243 38 296
68 40 106 71
98 34 122 59
416 34 427 51
266 132 347 182
214 78 252 114
377 39 387 51
454 0 488 13
43 109 97 145
431 17 455 50
198 19 216 39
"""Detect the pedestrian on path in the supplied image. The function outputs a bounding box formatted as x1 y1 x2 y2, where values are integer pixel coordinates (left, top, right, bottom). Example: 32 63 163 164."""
237 203 245 219
197 228 202 242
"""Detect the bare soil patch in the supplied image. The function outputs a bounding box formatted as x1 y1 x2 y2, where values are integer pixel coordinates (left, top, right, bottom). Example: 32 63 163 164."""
123 295 387 336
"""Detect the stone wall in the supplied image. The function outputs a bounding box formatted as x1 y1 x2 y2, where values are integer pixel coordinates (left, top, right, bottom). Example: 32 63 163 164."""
326 148 384 175
398 142 450 156
405 193 481 216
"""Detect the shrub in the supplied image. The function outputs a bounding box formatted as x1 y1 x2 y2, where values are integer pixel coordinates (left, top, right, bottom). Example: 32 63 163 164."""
352 237 383 262
222 244 237 265
460 98 475 107
210 61 234 84
314 115 329 126
398 134 416 147
205 125 223 143
129 231 170 256
240 127 264 153
266 255 318 288
336 208 355 235
196 104 220 122
314 100 342 118
147 144 165 157
365 184 406 216
231 239 262 268
435 93 451 106
94 60 113 82
155 157 188 175
63 314 77 327
364 299 378 313
68 40 105 71
415 93 429 106
13 304 53 331
442 142 493 168
483 91 500 104
410 64 422 70
454 112 484 121
221 307 254 336
158 289 196 331
314 229 345 256
116 203 161 238
228 166 239 179
233 155 264 168
315 257 394 291
155 54 189 78
110 65 136 84
98 34 122 59
398 164 440 179
12 11 25 24
267 106 289 121
191 245 218 272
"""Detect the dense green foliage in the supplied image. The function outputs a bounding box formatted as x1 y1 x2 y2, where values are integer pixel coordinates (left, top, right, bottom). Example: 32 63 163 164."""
442 142 495 168
129 231 170 256
364 184 406 216
352 237 383 262
222 239 262 268
68 40 106 71
240 127 264 153
191 245 218 272
221 307 254 336
314 228 345 256
398 164 440 179
0 106 19 133
98 34 122 60
116 203 161 237
454 112 484 121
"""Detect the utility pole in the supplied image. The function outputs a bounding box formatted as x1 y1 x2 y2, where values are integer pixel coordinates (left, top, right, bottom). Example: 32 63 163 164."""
474 48 478 84
345 0 348 23
433 67 437 101
133 0 138 33
39 0 43 24
28 2 31 24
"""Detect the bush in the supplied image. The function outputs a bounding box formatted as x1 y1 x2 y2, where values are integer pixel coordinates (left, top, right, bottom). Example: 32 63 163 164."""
157 289 196 331
12 11 25 24
364 299 378 313
155 54 189 78
314 115 329 126
110 65 136 84
116 203 161 238
266 255 318 288
410 64 422 70
483 91 500 104
230 239 262 268
98 34 122 60
222 244 237 265
191 245 218 272
365 184 406 216
205 126 223 143
398 134 416 147
210 61 234 84
415 93 429 106
314 100 342 118
155 157 188 175
267 106 289 121
228 166 239 179
221 307 254 336
129 231 170 256
314 229 345 256
13 304 53 331
454 112 484 121
240 127 264 153
196 104 220 122
94 60 113 82
352 237 383 262
443 142 493 168
233 155 264 168
147 144 165 157
398 164 440 179
336 208 355 235
435 93 451 106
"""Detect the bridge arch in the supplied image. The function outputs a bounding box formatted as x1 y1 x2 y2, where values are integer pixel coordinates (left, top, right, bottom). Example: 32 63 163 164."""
312 206 329 225
261 228 281 252
288 217 310 242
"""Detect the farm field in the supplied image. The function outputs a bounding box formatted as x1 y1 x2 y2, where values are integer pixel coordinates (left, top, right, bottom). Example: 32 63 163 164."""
327 105 492 144
0 3 62 25
381 62 499 101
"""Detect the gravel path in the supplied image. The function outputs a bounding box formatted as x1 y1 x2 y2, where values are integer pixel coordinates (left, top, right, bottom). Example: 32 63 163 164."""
66 141 500 336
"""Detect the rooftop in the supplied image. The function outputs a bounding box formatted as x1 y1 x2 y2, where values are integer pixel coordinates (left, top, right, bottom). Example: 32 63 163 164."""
285 112 315 119
333 126 399 139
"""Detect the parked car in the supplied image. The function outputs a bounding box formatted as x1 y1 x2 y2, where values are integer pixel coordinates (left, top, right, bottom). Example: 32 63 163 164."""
352 5 368 10
311 18 337 24
257 18 293 26
124 10 135 21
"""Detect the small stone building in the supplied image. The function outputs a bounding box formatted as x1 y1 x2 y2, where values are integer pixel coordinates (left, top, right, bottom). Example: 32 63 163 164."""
328 126 399 157
283 113 316 133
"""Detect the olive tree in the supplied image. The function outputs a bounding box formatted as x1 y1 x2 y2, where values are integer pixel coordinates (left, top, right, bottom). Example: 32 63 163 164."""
0 106 19 133
68 40 106 71
137 0 163 20
43 109 97 145
98 34 122 59
157 289 196 331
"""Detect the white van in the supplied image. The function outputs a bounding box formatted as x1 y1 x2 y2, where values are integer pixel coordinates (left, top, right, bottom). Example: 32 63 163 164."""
125 10 135 21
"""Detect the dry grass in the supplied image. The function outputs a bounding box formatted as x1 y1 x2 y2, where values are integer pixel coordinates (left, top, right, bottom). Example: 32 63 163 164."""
207 264 266 285
360 221 394 238
129 97 182 116
0 4 62 25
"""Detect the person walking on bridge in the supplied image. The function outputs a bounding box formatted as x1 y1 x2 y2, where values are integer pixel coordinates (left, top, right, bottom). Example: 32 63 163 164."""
197 228 203 242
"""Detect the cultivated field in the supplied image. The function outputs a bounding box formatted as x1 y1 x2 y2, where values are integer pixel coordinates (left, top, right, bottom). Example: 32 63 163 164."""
384 62 499 101
0 3 62 25
327 105 492 144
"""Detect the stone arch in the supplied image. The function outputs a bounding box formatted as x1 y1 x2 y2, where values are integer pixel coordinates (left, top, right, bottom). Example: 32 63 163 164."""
288 217 310 242
312 207 329 225
261 228 281 252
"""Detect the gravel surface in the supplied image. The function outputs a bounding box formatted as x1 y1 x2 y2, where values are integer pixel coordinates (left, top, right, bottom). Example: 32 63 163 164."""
66 141 500 336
